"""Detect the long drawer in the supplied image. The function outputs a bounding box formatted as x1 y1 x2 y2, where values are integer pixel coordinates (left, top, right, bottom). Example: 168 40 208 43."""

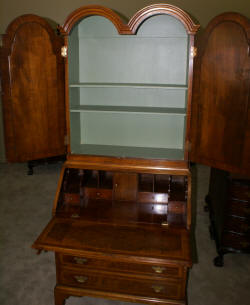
58 267 185 301
58 254 184 279
229 184 250 202
222 232 250 251
227 200 250 218
224 216 250 235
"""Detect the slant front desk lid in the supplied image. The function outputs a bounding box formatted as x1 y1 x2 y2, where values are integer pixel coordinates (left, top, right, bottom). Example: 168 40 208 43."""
32 217 191 265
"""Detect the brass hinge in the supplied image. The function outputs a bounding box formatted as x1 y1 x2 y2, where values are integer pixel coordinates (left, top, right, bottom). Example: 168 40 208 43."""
61 46 68 58
191 46 197 58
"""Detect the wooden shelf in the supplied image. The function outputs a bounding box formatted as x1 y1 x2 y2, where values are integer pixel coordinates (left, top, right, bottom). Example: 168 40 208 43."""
70 105 186 115
69 83 188 89
71 144 184 160
78 36 188 39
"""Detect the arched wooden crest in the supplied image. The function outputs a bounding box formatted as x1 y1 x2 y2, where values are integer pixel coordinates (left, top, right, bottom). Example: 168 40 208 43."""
61 5 131 35
60 4 199 165
128 3 199 34
61 4 199 35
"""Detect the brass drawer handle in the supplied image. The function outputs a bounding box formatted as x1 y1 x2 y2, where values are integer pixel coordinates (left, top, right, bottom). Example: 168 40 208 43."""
71 213 80 218
73 257 88 265
74 275 88 283
161 221 169 227
152 266 166 274
152 285 164 293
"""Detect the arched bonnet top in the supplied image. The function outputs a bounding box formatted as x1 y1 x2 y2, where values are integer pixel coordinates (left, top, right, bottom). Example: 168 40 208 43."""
60 4 199 35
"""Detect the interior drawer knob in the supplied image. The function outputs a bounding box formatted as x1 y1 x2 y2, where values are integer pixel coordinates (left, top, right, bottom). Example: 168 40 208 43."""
152 266 166 273
73 257 88 264
74 275 88 283
152 285 164 293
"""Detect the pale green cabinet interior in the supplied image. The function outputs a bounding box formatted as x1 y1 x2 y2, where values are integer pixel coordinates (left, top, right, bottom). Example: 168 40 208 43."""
68 14 190 159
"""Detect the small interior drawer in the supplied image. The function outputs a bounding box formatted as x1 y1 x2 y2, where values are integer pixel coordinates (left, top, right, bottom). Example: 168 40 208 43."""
84 187 113 200
64 193 80 205
58 254 183 279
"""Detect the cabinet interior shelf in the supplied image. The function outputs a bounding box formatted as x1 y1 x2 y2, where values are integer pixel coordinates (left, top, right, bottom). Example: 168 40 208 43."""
70 105 186 115
69 83 188 89
71 144 184 160
78 36 188 39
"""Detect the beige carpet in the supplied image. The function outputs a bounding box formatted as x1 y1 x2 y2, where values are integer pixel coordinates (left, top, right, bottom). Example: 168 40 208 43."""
0 163 249 305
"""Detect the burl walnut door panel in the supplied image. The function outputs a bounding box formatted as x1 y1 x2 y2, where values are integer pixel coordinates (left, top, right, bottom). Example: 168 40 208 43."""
1 15 66 162
191 13 250 175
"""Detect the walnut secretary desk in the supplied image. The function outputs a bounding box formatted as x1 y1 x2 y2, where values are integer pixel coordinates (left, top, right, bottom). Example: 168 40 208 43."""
1 3 250 305
32 4 198 305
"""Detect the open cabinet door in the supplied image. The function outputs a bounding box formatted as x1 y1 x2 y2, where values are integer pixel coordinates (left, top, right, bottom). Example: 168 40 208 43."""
190 13 250 176
1 15 66 162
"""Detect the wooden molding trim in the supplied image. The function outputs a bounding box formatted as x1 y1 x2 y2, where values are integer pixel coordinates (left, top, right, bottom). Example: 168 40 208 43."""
128 4 199 34
65 155 190 175
61 5 132 35
61 4 199 36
